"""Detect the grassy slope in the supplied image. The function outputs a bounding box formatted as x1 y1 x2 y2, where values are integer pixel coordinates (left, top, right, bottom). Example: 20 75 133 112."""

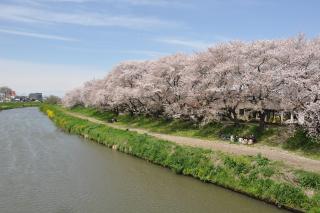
43 105 320 212
0 102 40 110
70 106 320 160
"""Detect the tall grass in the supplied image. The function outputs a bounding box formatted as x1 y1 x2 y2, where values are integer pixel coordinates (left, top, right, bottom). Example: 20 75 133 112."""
42 104 320 212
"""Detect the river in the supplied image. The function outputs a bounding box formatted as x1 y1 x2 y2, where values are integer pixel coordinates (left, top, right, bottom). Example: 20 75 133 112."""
0 108 288 213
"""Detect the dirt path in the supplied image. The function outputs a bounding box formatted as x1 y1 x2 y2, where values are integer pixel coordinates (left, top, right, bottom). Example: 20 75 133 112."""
66 111 320 173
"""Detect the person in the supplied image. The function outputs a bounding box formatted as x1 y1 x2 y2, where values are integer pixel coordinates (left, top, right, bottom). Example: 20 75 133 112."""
250 134 256 143
108 118 118 123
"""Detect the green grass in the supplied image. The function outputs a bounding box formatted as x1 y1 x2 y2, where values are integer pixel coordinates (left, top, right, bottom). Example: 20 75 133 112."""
42 104 320 212
69 106 320 159
0 102 40 110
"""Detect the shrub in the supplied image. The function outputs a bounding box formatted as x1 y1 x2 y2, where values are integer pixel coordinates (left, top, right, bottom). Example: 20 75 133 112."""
283 128 319 151
45 95 61 105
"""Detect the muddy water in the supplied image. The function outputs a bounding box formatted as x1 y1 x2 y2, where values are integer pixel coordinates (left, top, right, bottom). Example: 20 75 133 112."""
0 108 288 213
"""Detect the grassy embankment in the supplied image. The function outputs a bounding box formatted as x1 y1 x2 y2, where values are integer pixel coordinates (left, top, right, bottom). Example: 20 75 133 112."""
42 104 320 212
70 106 320 160
0 102 40 111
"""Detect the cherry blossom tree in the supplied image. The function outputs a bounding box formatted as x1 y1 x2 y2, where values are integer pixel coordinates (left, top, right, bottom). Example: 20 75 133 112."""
63 87 83 108
62 35 320 138
304 102 320 139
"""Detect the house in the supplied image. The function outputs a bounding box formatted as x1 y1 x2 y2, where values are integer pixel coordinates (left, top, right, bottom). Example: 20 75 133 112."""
29 93 43 102
14 96 30 102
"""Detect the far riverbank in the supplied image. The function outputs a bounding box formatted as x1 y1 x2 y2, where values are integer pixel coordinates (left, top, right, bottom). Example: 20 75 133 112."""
0 102 40 111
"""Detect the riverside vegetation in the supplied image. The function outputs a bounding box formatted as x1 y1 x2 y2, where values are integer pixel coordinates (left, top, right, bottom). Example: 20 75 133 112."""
0 102 40 111
41 104 320 212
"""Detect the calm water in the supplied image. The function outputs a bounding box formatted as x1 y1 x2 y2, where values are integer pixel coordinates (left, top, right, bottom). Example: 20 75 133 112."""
0 108 288 213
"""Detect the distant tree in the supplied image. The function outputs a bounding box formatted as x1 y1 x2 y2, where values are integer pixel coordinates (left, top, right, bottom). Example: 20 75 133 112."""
45 95 62 105
0 86 13 97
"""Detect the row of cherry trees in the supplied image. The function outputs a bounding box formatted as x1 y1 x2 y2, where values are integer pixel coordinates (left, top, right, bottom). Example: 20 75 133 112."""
63 35 320 137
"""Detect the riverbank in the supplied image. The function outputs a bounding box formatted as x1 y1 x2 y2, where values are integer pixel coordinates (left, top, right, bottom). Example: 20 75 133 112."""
70 106 320 160
0 102 40 111
64 110 320 173
41 105 320 212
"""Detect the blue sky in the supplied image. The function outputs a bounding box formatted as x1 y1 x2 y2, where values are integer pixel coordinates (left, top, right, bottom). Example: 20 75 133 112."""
0 0 319 96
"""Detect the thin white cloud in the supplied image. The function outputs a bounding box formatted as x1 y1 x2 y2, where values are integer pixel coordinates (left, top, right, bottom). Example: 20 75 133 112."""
0 58 106 96
44 0 93 2
119 50 169 58
155 38 212 49
118 0 189 7
28 0 189 7
0 28 78 41
53 45 169 57
0 3 182 29
155 35 234 50
6 0 95 4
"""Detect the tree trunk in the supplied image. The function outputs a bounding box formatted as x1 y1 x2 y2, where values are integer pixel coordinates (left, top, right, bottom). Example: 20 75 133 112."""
280 111 284 124
129 110 134 117
259 111 267 129
229 108 239 125
113 107 119 116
